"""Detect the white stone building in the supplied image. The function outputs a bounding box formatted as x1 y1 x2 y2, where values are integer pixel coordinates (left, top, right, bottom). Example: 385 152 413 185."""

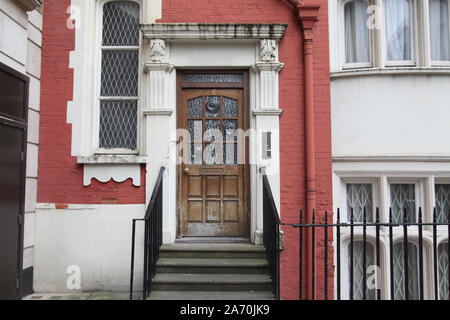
0 0 43 298
329 0 450 300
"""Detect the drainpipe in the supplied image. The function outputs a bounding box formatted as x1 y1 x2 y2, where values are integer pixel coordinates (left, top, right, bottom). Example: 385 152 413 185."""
285 0 320 300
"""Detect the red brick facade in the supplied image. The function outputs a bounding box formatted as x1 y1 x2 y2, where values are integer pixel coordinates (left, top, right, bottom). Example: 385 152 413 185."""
38 0 146 205
38 0 332 300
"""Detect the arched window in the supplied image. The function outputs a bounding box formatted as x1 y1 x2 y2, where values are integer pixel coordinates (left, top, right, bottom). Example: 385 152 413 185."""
348 241 376 300
344 0 371 64
385 0 413 61
393 242 419 300
438 242 449 300
429 0 450 61
98 1 140 151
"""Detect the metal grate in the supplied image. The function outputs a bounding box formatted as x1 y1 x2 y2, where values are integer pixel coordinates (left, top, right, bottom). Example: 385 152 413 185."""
102 1 140 47
99 1 140 150
99 100 138 149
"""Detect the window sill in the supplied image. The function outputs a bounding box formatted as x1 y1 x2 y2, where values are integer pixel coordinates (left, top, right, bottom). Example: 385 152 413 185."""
331 67 450 79
77 155 147 164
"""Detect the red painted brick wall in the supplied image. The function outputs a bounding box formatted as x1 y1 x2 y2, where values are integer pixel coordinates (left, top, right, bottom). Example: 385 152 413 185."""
159 0 333 300
38 0 146 205
38 0 333 299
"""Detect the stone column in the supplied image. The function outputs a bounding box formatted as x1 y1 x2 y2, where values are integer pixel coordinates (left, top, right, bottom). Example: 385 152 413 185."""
252 39 284 245
143 39 176 243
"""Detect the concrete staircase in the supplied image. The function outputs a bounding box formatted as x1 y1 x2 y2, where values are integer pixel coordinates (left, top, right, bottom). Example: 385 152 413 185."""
149 243 274 300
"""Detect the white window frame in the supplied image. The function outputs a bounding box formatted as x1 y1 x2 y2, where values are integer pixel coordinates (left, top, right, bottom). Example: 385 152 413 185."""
334 169 449 299
93 0 142 155
333 0 450 72
340 0 375 70
382 0 418 67
425 0 450 66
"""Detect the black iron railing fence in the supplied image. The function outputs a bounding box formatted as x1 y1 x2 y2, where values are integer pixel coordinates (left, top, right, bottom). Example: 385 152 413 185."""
261 168 281 300
129 167 165 300
282 207 450 300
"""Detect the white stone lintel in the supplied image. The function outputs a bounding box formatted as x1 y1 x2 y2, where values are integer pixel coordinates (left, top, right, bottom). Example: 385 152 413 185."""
78 155 147 164
140 23 288 41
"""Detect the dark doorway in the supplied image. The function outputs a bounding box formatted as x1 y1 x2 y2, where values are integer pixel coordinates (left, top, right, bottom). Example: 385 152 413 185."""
0 62 28 300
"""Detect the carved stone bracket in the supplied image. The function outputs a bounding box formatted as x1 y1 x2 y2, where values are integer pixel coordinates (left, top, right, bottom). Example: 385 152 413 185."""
150 39 168 63
259 39 277 63
252 39 284 113
145 39 174 73
144 39 173 115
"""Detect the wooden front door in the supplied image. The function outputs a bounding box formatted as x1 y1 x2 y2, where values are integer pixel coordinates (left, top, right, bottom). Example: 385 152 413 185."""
179 85 249 238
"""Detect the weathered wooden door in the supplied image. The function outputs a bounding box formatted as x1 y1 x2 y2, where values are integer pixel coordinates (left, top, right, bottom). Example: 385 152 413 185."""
179 85 249 238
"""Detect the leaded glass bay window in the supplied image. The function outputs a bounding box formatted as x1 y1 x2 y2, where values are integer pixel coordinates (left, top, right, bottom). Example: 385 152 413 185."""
98 1 140 151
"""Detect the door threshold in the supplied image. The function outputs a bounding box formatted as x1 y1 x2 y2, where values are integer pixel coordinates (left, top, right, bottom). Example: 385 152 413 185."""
176 237 251 244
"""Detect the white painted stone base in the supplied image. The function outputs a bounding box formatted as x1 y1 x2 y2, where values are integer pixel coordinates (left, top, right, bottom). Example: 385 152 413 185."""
34 204 146 293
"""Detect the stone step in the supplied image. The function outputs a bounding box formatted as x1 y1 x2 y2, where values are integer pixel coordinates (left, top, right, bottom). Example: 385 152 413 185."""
149 291 275 300
160 243 266 259
175 237 251 244
156 258 269 274
152 273 272 292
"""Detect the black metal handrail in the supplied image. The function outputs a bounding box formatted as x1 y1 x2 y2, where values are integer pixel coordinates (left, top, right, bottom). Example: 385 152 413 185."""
261 168 281 300
283 207 450 300
130 167 165 300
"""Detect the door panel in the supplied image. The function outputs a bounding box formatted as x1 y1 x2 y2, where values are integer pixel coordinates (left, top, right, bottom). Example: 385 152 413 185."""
0 126 24 300
0 63 28 300
180 89 247 237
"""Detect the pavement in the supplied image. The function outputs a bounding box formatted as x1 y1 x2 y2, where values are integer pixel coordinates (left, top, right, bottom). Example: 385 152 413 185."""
23 292 142 300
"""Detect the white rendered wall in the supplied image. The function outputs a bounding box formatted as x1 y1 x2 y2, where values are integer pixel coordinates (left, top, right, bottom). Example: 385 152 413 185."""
331 75 450 158
33 204 146 293
0 0 42 273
